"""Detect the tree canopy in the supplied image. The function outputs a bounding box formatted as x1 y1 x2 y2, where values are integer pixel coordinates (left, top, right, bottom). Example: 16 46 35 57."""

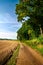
16 0 43 40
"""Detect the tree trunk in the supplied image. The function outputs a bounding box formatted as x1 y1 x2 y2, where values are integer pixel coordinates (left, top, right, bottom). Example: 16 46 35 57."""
40 26 43 35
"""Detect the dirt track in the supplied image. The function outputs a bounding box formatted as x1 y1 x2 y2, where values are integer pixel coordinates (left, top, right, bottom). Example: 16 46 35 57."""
16 43 43 65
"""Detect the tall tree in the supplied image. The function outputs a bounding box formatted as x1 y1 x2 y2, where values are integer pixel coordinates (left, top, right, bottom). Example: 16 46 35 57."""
16 0 43 35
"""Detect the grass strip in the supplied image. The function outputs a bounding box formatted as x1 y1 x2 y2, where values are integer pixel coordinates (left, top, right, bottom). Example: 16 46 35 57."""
5 44 20 65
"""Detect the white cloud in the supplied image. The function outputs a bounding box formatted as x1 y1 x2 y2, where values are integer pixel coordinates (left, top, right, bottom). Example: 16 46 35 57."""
0 13 17 23
0 13 21 39
0 31 17 39
0 13 22 31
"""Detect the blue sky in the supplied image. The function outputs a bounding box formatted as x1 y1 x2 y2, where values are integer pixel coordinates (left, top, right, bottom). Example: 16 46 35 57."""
0 0 21 39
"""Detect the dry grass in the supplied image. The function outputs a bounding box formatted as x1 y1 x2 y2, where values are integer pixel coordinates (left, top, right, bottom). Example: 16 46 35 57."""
37 44 43 48
0 40 18 65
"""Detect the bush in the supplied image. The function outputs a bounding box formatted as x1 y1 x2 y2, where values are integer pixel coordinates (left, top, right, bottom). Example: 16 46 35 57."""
26 38 39 46
38 35 43 44
26 35 43 46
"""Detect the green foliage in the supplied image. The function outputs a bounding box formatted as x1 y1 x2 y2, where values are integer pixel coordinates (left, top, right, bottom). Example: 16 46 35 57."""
37 47 43 56
16 0 43 23
25 39 38 46
16 0 43 40
17 22 29 40
26 35 43 46
15 0 43 56
17 19 40 40
38 35 43 44
25 37 43 55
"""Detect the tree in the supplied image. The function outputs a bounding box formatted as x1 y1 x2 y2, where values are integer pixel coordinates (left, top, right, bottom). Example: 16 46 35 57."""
17 22 29 40
16 0 43 35
17 19 40 40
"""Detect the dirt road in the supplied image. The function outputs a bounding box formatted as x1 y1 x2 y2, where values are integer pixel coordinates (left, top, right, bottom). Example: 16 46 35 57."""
16 43 43 65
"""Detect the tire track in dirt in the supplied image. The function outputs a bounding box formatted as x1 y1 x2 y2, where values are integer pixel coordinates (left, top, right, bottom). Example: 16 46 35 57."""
16 43 43 65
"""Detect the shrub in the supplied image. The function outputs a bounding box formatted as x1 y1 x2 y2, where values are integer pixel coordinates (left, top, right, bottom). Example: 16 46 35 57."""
38 35 43 44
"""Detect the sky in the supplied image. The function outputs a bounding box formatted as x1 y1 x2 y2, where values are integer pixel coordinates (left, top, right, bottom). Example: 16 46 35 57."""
0 0 22 39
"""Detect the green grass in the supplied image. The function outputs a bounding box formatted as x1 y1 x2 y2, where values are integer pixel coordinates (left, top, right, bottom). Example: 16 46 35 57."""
6 44 20 65
36 47 43 56
24 38 43 56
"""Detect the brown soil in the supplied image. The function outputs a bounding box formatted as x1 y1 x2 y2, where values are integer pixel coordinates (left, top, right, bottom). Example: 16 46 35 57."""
16 43 43 65
0 40 18 65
